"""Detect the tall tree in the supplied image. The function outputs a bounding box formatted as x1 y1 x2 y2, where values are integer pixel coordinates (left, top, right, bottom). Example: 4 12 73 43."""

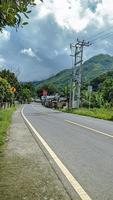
22 82 36 98
37 84 57 97
0 77 12 104
21 88 32 103
0 69 20 100
0 0 43 31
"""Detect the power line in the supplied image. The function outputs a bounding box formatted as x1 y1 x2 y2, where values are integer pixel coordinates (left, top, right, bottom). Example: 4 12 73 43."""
87 26 113 41
91 32 113 43
93 36 113 48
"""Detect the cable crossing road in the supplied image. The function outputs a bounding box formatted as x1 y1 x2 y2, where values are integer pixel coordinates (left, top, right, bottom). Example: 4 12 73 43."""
22 103 113 200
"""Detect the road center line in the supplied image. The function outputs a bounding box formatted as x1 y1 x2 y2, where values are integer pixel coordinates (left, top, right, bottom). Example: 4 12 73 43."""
65 120 113 139
21 106 92 200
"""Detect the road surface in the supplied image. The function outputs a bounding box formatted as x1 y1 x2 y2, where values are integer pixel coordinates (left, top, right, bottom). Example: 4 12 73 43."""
22 103 113 200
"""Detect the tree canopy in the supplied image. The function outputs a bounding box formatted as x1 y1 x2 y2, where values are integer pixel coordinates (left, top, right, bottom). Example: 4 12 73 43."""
0 77 12 103
0 69 34 104
37 84 57 97
0 0 43 31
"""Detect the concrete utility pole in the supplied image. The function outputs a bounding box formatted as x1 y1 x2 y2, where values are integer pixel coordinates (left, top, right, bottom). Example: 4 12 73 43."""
70 39 91 108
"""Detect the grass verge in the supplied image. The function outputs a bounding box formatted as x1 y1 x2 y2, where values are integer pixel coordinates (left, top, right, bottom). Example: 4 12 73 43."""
0 106 16 148
63 107 113 120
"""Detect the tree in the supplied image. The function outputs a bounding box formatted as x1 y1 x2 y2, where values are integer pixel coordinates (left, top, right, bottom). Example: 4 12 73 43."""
101 78 113 105
37 84 57 97
0 0 43 31
0 77 12 106
0 69 19 86
21 88 32 103
81 89 104 108
0 69 21 100
0 69 36 104
21 82 36 98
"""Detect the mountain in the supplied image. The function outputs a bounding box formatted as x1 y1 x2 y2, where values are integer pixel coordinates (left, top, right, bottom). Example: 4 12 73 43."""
83 54 113 81
35 69 72 92
34 54 113 91
91 70 113 91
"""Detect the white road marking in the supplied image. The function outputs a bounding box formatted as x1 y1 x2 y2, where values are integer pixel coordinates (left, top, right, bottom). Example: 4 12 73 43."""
21 106 92 200
65 120 113 139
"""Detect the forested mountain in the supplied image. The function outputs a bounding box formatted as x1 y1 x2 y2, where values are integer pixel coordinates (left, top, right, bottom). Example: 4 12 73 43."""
83 54 113 81
34 54 113 91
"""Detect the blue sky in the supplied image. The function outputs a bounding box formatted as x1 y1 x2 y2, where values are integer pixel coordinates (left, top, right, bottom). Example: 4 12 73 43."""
0 0 113 82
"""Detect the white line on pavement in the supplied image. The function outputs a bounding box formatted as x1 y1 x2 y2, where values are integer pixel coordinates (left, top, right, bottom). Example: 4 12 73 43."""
21 106 92 200
65 120 113 139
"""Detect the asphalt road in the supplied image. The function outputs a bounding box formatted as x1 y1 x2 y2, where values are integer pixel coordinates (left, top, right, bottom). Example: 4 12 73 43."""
23 103 113 200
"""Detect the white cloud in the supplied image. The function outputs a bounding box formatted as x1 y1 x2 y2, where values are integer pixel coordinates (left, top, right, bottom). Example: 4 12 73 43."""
21 48 36 57
35 0 113 32
35 0 94 31
20 48 42 62
95 0 113 26
0 30 11 41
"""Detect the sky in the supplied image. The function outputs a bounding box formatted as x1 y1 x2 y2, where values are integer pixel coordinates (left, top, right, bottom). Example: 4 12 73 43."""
0 0 113 82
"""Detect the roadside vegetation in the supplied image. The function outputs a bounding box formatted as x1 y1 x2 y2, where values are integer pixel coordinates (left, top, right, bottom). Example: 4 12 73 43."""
0 69 36 108
0 106 16 148
63 107 113 121
0 69 36 149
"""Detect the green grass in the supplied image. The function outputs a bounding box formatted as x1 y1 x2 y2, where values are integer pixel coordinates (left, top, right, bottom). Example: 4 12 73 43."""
0 107 16 147
63 107 113 120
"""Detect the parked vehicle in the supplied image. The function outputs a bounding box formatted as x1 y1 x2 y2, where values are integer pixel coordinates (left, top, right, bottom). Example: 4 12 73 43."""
41 95 67 109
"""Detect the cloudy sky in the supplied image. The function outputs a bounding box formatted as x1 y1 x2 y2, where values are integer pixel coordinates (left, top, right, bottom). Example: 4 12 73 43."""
0 0 113 82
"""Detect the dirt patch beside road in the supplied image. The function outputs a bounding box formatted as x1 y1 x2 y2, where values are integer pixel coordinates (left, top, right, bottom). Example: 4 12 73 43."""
0 108 71 200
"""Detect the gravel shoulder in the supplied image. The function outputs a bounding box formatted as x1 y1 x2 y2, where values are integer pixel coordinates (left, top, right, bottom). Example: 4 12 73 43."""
0 108 71 200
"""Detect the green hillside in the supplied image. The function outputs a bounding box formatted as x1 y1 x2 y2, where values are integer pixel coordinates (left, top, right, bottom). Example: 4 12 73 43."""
35 54 113 91
83 54 113 81
35 69 72 92
91 70 113 91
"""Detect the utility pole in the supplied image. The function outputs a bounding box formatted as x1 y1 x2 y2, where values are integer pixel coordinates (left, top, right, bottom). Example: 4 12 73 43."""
70 39 91 108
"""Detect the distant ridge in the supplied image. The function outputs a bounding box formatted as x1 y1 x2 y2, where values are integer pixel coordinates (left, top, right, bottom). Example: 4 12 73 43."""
34 54 113 91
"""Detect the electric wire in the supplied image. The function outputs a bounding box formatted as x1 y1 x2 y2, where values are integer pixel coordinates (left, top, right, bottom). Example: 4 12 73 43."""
87 28 113 41
90 32 113 43
91 33 113 45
